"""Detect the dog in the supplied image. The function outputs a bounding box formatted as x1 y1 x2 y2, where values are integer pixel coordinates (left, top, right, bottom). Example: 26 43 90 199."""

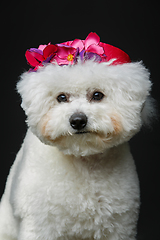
0 33 155 240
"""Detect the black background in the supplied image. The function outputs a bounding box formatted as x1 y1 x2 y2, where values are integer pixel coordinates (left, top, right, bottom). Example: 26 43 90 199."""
1 0 160 239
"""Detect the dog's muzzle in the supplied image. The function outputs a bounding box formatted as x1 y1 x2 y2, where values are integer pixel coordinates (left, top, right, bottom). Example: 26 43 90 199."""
69 113 88 131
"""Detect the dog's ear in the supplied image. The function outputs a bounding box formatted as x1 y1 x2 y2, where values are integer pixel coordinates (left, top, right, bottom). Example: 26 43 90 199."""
16 70 53 128
113 61 157 130
17 72 35 113
17 71 42 116
141 96 158 128
124 61 157 128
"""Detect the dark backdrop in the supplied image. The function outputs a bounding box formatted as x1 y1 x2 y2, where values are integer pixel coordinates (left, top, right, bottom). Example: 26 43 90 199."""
1 0 160 239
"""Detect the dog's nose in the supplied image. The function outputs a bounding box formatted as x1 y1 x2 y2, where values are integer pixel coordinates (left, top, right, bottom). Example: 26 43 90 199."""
69 113 88 131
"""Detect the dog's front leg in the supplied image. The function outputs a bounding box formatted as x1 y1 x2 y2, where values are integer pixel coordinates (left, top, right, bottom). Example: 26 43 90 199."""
17 217 38 240
0 194 18 240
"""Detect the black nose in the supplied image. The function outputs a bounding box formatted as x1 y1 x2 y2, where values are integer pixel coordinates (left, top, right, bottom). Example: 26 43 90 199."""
69 113 88 131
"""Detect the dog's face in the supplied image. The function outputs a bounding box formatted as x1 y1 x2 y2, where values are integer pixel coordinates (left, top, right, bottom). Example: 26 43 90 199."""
17 61 152 156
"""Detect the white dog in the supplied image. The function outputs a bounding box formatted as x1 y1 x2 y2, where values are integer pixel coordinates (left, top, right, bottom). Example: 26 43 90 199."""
0 34 155 240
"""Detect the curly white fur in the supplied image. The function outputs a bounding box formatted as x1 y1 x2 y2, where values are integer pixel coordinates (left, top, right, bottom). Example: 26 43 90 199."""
0 61 154 240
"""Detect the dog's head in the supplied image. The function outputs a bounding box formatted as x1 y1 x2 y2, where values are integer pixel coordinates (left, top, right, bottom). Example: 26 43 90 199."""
17 61 154 156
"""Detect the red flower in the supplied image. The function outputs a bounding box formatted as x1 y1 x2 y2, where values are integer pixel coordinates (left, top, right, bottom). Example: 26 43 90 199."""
25 43 57 71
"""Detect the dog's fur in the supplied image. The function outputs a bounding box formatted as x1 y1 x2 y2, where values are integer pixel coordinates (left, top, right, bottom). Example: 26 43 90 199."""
0 61 154 240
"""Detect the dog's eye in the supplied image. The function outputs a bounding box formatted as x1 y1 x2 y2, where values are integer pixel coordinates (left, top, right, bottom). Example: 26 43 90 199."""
92 92 104 101
57 94 68 103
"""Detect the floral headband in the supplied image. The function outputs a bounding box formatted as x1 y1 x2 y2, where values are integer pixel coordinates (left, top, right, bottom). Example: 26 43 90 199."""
25 32 131 71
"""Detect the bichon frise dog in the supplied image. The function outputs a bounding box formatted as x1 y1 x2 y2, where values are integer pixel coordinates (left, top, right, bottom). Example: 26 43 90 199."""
0 33 155 240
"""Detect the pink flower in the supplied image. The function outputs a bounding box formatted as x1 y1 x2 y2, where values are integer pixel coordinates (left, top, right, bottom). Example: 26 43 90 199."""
53 44 77 65
60 32 105 62
62 39 84 52
38 44 47 51
83 32 104 55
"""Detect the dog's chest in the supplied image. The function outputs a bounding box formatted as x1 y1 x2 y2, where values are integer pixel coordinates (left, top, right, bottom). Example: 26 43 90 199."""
35 157 120 233
15 145 137 238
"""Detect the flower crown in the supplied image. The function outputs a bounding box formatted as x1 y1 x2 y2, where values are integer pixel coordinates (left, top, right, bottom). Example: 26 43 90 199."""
25 32 131 71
